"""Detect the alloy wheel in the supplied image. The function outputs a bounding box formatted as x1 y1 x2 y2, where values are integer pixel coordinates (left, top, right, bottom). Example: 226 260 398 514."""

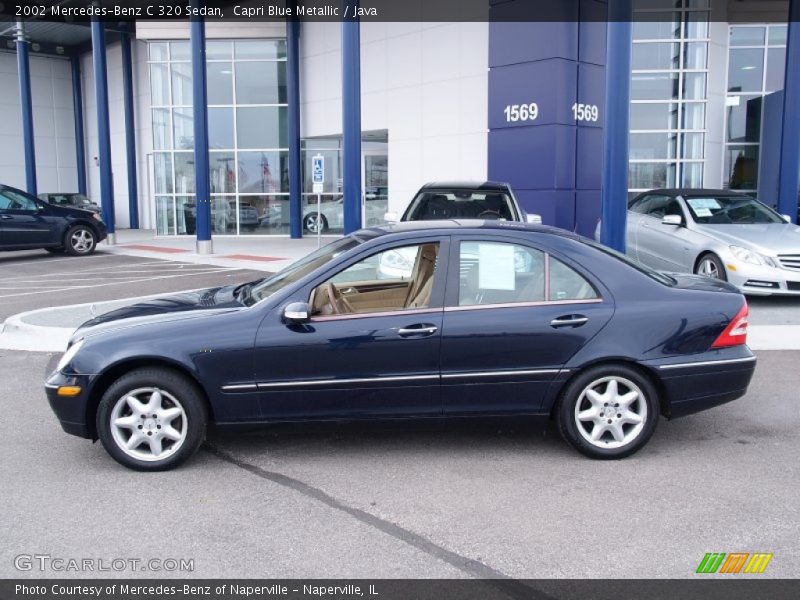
109 387 187 462
70 229 95 254
573 376 647 449
305 214 323 233
697 258 720 279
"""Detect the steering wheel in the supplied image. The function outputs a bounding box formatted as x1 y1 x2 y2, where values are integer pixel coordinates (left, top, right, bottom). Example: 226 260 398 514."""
477 210 501 220
324 283 354 315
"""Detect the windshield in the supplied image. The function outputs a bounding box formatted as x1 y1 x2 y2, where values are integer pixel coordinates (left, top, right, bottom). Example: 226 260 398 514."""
249 236 362 303
582 239 676 287
684 195 783 225
404 191 518 221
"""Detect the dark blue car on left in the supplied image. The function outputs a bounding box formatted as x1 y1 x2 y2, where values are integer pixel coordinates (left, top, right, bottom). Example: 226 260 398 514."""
46 221 756 470
1 184 107 255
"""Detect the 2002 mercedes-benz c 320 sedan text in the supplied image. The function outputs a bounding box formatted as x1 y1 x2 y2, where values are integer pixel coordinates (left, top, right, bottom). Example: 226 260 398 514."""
46 221 756 470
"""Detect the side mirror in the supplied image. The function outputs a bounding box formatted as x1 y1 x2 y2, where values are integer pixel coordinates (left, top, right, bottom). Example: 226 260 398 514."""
384 211 399 223
781 214 792 223
282 302 311 324
526 213 543 225
662 214 682 226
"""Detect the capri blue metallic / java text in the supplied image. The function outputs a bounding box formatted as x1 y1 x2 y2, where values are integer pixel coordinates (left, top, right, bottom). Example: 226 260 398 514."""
45 221 756 470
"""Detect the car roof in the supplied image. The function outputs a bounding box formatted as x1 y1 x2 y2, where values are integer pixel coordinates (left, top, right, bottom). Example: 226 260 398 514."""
637 188 752 198
419 181 511 192
359 219 579 239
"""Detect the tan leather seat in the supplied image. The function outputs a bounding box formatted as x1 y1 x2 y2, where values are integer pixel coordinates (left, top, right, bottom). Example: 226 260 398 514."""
404 244 437 308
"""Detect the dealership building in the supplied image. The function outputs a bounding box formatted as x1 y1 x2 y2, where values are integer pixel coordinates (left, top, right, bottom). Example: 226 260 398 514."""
0 0 798 247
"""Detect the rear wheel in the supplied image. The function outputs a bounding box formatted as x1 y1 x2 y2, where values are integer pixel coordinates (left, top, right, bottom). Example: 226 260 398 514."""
556 364 659 459
695 253 727 281
64 225 97 256
96 368 208 471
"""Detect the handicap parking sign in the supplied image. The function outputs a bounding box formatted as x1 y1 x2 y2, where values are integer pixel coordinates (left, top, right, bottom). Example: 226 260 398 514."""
312 154 324 192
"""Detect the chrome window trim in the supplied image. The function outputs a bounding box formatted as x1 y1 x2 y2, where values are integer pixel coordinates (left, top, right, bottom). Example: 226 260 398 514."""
309 307 442 323
657 356 757 370
444 298 603 313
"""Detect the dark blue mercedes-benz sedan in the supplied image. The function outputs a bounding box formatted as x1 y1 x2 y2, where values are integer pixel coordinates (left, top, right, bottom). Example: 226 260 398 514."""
45 221 756 470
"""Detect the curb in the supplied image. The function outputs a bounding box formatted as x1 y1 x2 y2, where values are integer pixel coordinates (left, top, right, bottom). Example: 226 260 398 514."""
0 290 200 353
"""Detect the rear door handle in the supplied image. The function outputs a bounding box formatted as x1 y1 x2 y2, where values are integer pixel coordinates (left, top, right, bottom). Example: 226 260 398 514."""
397 324 438 338
0 215 12 220
550 315 588 328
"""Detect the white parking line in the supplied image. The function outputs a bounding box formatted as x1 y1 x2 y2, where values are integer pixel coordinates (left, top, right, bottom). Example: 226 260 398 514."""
0 263 237 282
0 269 243 299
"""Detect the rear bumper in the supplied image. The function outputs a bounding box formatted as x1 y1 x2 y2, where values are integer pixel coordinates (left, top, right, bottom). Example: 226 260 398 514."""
647 352 757 419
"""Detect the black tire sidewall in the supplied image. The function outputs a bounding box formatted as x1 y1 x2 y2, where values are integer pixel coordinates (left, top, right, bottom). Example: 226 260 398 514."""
64 225 97 256
557 364 659 460
96 368 208 471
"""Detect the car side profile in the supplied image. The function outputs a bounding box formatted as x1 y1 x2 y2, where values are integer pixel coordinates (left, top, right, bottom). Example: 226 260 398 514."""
46 221 755 470
596 189 800 295
1 184 107 255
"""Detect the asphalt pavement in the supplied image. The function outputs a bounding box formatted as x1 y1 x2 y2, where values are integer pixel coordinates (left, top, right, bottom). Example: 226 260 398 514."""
0 250 268 322
0 350 797 579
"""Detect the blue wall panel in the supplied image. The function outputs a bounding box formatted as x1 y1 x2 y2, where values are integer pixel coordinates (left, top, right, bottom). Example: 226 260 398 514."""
488 0 608 236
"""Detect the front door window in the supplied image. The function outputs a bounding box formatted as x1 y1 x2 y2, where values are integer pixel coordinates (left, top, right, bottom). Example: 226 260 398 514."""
310 243 440 316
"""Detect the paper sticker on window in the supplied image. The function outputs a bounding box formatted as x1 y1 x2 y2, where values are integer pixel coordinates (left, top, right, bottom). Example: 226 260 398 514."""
687 198 721 210
694 208 713 217
478 243 515 290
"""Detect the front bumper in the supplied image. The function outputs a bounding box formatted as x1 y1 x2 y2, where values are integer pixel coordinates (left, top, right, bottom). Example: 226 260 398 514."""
726 262 800 296
45 371 95 439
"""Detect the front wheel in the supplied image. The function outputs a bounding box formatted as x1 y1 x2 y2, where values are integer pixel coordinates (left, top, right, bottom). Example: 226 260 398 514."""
695 253 727 281
556 365 659 459
64 225 97 256
96 368 208 471
303 213 328 233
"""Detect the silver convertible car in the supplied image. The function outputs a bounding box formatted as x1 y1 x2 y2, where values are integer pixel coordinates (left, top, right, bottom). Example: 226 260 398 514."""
597 189 800 296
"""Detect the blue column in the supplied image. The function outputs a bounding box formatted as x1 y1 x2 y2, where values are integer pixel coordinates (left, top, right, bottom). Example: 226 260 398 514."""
71 56 87 196
191 0 212 253
91 20 116 241
600 0 632 252
16 22 37 196
342 9 362 234
287 20 303 239
777 0 800 223
121 26 139 229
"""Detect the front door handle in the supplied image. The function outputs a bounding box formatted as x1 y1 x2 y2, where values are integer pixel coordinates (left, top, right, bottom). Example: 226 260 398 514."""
550 315 589 328
0 215 12 220
397 324 438 338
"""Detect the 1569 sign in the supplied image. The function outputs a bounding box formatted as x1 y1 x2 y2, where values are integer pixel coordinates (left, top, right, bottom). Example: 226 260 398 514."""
503 102 539 123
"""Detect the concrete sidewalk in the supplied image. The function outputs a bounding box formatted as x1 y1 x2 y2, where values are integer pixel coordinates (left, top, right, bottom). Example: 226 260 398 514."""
104 228 334 272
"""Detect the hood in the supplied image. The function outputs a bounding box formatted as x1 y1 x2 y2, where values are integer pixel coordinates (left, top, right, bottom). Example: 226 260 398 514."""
73 284 247 340
665 272 741 294
47 203 99 219
695 222 800 255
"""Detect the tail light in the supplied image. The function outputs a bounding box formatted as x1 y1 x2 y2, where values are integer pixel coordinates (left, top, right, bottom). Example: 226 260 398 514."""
711 301 749 348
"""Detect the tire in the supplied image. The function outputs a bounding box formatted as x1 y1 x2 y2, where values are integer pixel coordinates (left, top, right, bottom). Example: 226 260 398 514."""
303 213 328 233
694 252 727 281
64 224 97 256
96 367 208 471
556 364 659 460
45 247 64 254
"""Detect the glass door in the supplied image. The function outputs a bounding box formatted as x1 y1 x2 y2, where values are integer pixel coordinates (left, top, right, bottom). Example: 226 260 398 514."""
362 151 388 227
